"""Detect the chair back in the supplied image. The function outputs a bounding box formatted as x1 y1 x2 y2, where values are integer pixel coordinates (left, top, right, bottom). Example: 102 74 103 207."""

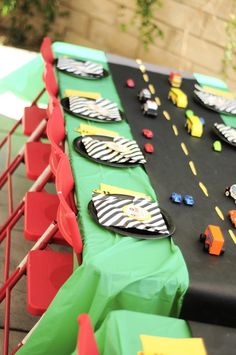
77 314 99 355
46 103 65 176
44 63 58 102
56 154 82 256
40 36 54 64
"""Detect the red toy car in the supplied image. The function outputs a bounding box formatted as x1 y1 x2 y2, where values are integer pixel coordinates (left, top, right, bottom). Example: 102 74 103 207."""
126 79 135 88
142 129 154 139
229 210 236 228
144 143 154 153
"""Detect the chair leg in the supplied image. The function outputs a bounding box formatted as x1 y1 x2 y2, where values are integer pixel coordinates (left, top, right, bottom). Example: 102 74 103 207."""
0 119 48 189
0 221 58 303
10 316 43 355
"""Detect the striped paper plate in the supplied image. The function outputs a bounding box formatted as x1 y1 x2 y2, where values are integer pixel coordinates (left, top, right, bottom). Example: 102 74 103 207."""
73 135 145 168
61 97 125 123
194 90 236 115
213 124 236 148
55 58 109 79
88 197 175 239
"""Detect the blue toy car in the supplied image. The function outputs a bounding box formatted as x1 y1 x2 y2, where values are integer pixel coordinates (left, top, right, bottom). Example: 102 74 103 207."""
199 117 206 126
170 192 182 204
183 195 195 206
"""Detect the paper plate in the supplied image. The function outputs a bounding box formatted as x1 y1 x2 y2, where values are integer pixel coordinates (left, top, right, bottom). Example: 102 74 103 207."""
194 91 236 115
61 97 125 123
88 199 175 239
54 58 109 80
73 135 144 168
213 126 236 148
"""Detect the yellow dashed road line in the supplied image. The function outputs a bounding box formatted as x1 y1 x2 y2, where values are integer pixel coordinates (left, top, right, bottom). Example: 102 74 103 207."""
215 206 225 221
172 124 178 136
148 84 155 94
163 111 170 120
140 64 146 73
136 58 142 65
189 161 197 176
181 142 189 156
229 229 236 244
199 182 209 197
143 73 149 82
155 97 161 106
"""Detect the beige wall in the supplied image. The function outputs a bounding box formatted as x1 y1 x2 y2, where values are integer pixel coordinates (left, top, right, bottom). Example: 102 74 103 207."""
56 0 236 91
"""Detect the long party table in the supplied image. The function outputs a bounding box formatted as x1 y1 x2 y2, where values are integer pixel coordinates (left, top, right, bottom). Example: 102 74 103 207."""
1 40 234 354
16 42 188 354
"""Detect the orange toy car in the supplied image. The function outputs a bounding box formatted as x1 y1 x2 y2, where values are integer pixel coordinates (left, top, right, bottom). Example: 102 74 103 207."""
169 72 182 88
200 225 225 256
229 210 236 228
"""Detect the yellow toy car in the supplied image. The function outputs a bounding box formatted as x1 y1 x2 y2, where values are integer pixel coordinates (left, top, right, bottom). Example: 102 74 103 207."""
168 88 188 108
185 115 203 138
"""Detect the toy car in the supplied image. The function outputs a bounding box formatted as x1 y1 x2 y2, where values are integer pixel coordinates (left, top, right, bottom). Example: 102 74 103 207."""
229 210 236 228
213 140 222 152
183 195 195 206
225 184 236 203
144 143 154 153
185 109 194 118
169 72 182 88
168 88 188 108
170 192 182 204
138 88 152 103
185 115 203 138
200 225 225 256
142 129 154 139
126 78 135 88
199 117 206 126
142 100 158 117
185 110 205 126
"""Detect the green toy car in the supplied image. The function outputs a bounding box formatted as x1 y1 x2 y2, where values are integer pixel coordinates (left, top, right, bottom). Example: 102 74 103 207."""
213 140 222 152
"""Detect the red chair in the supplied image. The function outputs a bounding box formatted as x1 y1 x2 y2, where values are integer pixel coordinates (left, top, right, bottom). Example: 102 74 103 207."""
26 154 83 315
27 249 73 315
0 39 54 188
0 154 83 312
56 154 83 263
24 104 65 244
0 72 59 243
22 105 47 136
77 314 99 355
24 63 59 181
44 62 59 114
40 36 54 64
0 62 59 190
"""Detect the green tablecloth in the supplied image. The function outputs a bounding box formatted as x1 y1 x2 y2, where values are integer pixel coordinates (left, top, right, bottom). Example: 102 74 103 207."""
16 42 188 355
70 310 191 355
96 311 191 355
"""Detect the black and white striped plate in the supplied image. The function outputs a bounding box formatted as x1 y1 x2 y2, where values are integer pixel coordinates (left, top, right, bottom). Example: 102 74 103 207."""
61 97 125 123
213 124 236 147
54 58 109 79
73 135 144 168
88 197 175 239
194 90 236 115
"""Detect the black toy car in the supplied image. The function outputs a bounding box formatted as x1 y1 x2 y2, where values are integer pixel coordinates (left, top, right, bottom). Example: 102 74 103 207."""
142 100 158 117
138 88 152 103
